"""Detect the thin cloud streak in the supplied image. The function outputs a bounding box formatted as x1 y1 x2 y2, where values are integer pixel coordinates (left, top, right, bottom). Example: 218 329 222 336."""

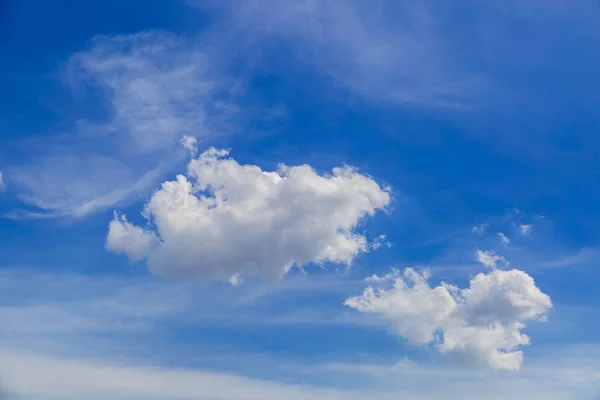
6 31 237 219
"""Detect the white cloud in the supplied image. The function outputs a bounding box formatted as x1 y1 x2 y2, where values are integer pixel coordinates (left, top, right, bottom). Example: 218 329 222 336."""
345 267 552 370
0 171 4 190
476 249 506 269
316 344 600 400
0 351 373 400
472 223 488 235
5 345 598 400
498 232 510 247
0 267 595 400
181 135 199 156
520 224 533 235
66 32 219 152
107 148 390 283
213 0 486 108
8 31 235 218
106 213 159 262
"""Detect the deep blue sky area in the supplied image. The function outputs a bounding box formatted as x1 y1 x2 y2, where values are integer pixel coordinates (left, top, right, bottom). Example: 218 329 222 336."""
1 1 600 399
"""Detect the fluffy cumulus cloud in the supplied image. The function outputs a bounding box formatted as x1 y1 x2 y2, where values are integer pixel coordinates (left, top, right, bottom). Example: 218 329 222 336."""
106 148 390 283
345 267 552 371
520 224 533 235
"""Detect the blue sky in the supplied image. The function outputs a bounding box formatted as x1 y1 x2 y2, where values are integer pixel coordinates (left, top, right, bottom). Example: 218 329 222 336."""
1 0 600 398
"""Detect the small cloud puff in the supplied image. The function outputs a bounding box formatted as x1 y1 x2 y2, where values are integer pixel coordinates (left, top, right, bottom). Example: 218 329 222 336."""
476 249 507 269
181 135 199 156
498 232 510 247
519 224 533 235
472 224 489 235
106 212 159 262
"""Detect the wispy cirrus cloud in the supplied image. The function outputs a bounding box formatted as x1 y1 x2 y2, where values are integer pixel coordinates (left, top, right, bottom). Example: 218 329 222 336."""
194 0 600 171
204 0 488 109
8 0 600 219
0 267 372 350
6 31 237 219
